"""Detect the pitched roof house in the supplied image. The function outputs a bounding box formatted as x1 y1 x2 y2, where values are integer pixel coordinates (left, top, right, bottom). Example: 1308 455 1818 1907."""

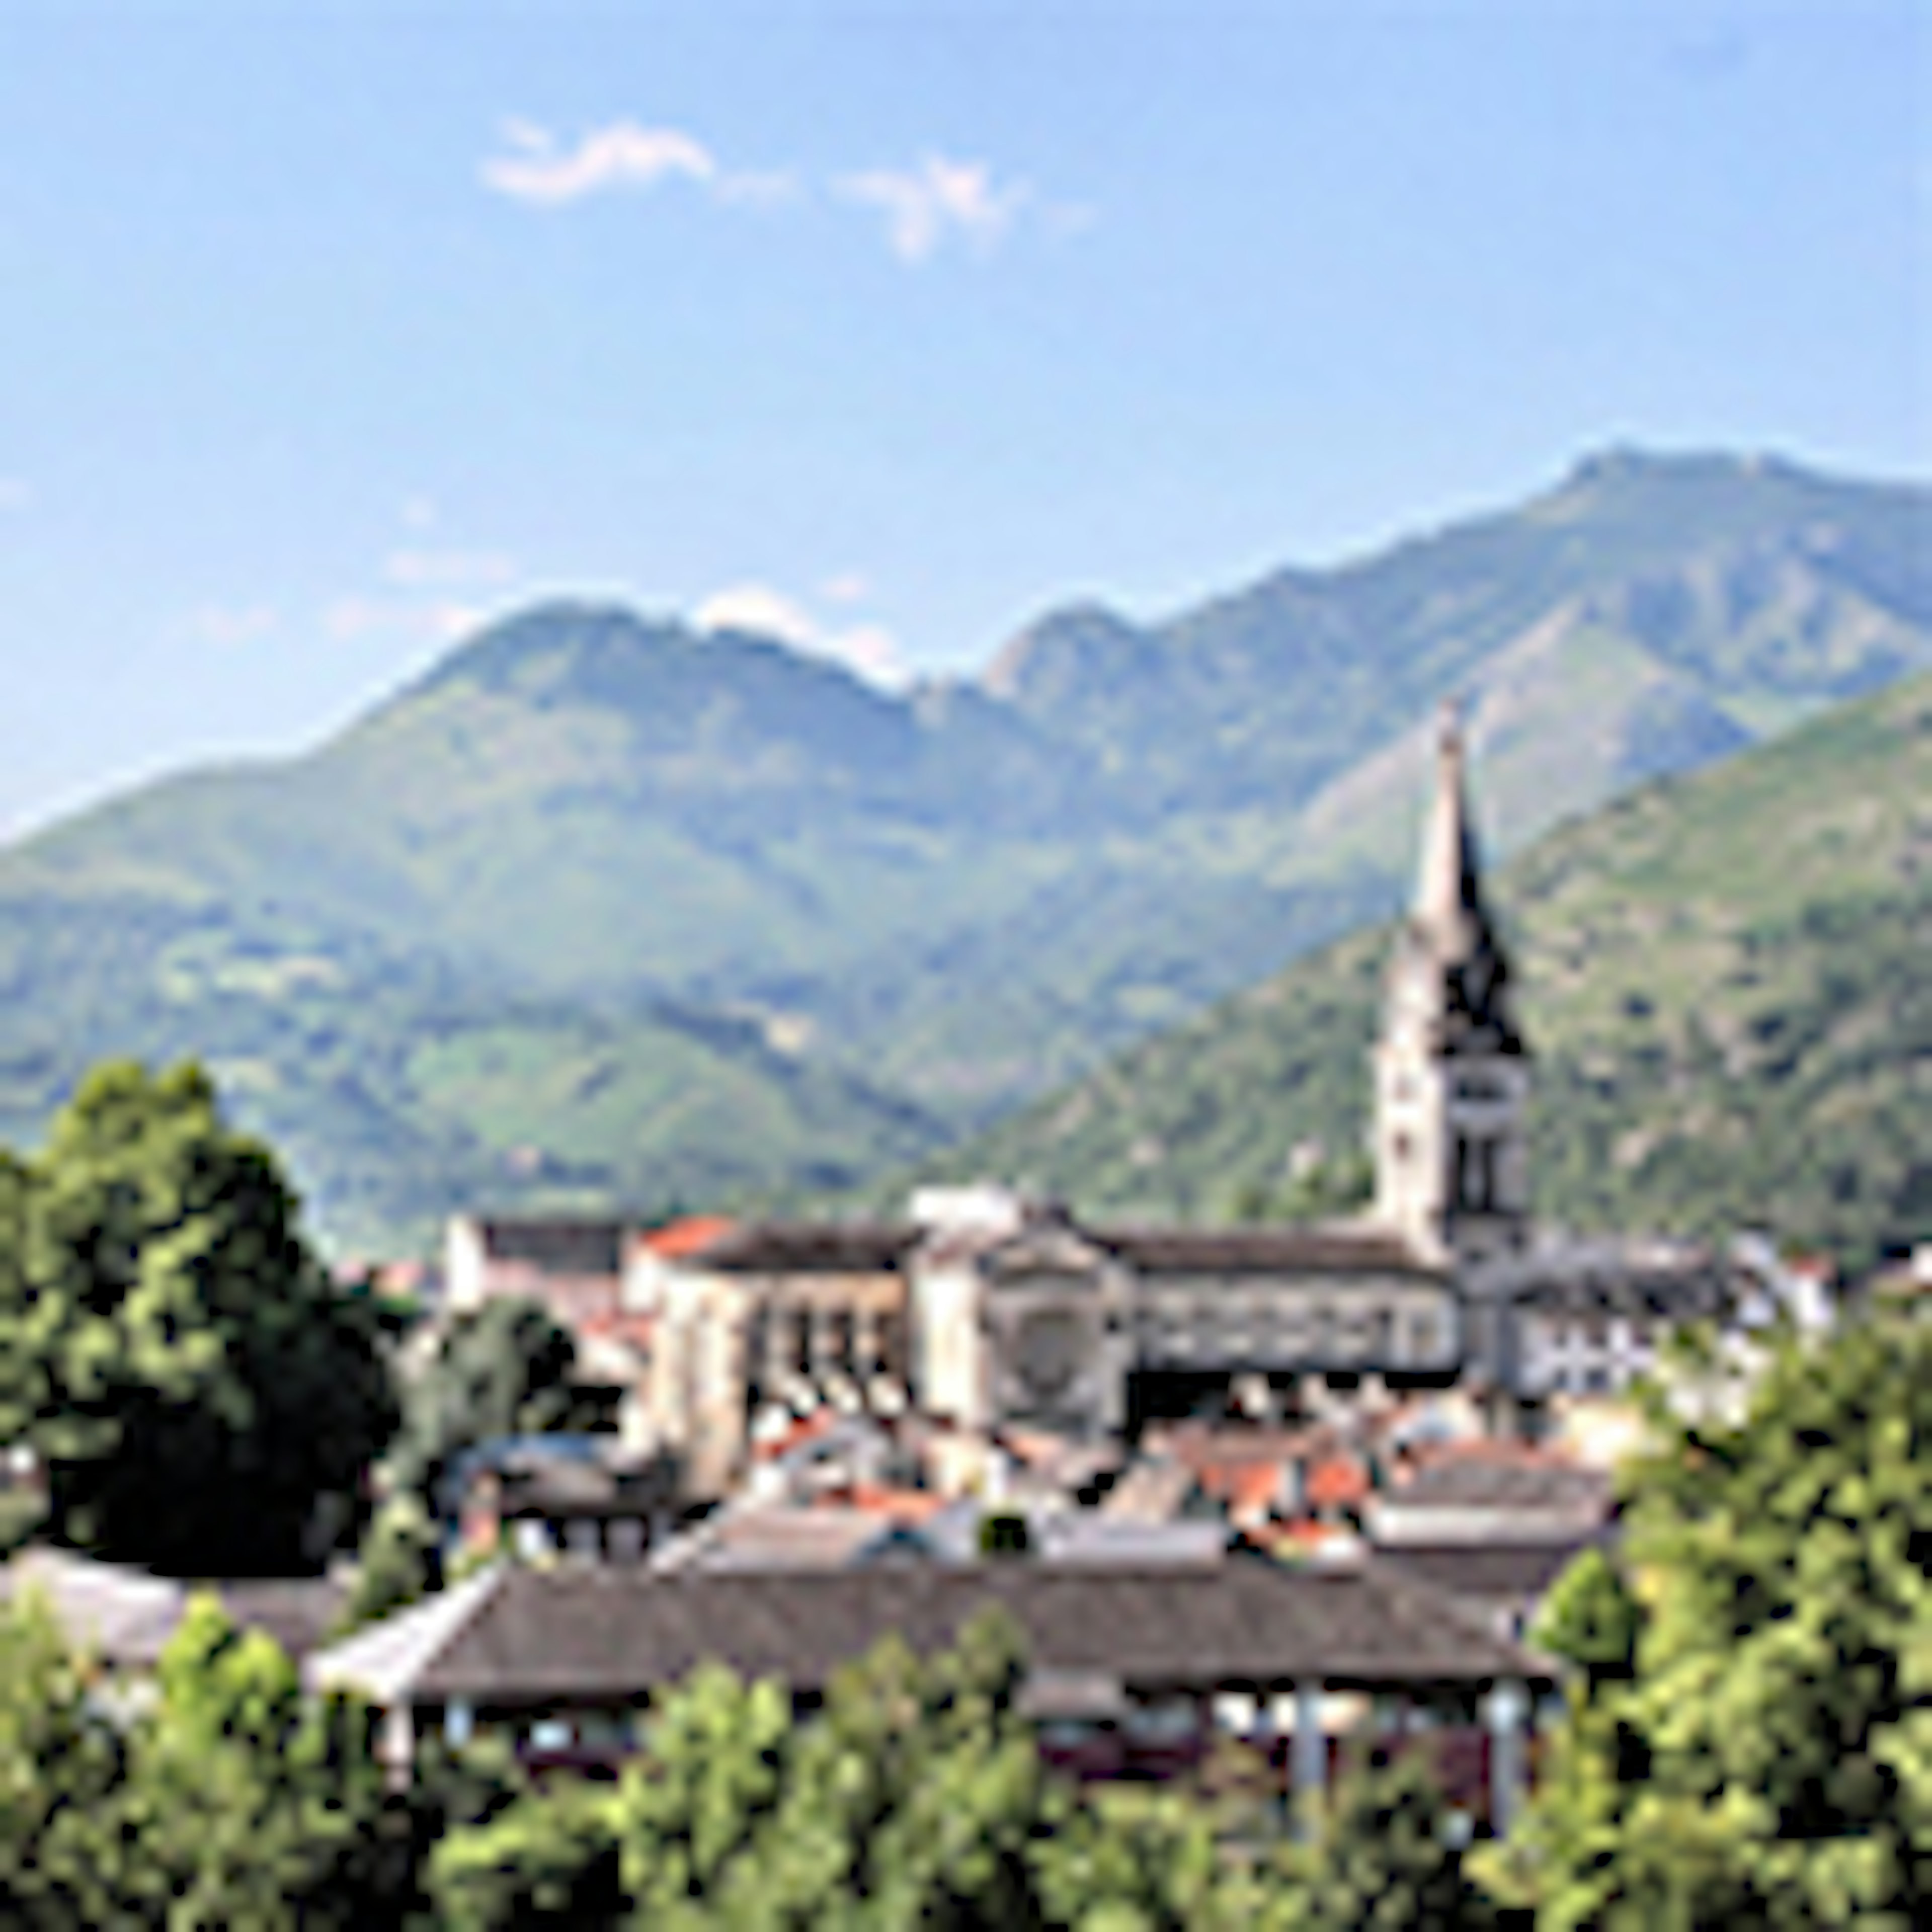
307 1552 1553 1820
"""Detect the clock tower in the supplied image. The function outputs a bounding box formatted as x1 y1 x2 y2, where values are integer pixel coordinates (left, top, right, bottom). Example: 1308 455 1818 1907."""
1373 705 1531 1266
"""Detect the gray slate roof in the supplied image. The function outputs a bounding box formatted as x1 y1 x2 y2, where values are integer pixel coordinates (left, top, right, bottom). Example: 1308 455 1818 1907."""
1 1548 347 1668
1375 1541 1602 1606
308 1556 1551 1707
696 1221 920 1274
1096 1225 1431 1277
1390 1457 1612 1515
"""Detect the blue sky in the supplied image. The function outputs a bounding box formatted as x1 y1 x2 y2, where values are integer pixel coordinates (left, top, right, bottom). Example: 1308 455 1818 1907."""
0 0 1923 835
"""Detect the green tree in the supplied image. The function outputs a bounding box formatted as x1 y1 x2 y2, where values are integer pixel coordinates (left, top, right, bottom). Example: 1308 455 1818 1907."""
336 1489 442 1634
385 1293 597 1527
93 1595 390 1928
1034 1779 1281 1932
0 1061 398 1574
1532 1544 1640 1691
0 1590 125 1927
1285 1744 1492 1930
1478 1307 1932 1927
430 1612 1317 1930
1231 1151 1375 1226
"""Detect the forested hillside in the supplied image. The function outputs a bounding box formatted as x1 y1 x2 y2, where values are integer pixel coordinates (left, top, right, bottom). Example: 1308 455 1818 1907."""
923 672 1932 1268
0 450 1924 1255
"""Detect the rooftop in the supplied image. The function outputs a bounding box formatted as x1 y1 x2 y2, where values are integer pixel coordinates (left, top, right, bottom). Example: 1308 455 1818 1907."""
308 1555 1552 1707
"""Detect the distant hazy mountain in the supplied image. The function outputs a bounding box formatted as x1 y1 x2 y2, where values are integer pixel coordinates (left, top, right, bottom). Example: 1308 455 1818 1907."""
0 448 1924 1254
921 670 1932 1269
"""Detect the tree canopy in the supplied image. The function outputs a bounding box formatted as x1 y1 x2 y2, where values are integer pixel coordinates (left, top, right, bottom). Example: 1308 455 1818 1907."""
0 1060 398 1575
1479 1305 1932 1927
385 1293 597 1524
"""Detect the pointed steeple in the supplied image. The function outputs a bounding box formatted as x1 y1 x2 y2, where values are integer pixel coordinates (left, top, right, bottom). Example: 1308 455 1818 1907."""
1402 702 1524 1058
1416 701 1486 943
1373 699 1533 1264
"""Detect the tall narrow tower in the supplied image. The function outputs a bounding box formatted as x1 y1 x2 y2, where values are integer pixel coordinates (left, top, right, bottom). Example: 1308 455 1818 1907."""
1374 705 1531 1265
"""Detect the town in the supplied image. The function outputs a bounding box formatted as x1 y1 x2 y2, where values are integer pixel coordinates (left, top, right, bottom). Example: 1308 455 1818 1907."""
4 712 1918 1924
1 6 1922 1919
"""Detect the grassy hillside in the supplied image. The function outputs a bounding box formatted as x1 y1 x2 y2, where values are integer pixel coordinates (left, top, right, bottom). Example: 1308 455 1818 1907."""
0 450 1925 1255
920 672 1932 1269
0 913 942 1260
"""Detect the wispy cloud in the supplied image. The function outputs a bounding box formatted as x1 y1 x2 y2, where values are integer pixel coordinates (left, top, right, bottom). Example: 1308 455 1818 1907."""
0 476 32 513
481 120 1071 265
481 118 721 205
838 154 1026 263
694 580 908 689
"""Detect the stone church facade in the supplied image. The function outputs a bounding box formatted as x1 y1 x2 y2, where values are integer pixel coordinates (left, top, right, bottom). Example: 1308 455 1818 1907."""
630 711 1738 1495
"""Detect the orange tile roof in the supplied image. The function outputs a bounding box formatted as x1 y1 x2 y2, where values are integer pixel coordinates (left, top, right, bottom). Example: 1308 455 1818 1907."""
844 1483 950 1524
637 1215 738 1261
1222 1463 1283 1514
1305 1455 1370 1511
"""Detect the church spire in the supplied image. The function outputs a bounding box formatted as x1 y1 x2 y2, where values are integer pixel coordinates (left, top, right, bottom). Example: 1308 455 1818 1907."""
1372 698 1532 1264
1401 700 1524 1058
1416 700 1485 943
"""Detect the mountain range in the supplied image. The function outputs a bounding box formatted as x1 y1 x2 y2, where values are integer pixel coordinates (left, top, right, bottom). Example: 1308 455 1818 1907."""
0 447 1925 1256
925 668 1932 1269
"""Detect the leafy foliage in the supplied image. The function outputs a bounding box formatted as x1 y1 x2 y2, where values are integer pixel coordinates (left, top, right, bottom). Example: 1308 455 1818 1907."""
385 1295 601 1520
0 1061 398 1574
1532 1545 1640 1689
0 1587 531 1927
1477 1306 1932 1926
0 1584 1507 1927
0 1588 124 1926
427 1609 1500 1930
1289 1744 1496 1931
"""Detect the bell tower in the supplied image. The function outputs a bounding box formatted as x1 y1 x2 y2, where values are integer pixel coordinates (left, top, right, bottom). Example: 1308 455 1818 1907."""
1374 704 1531 1265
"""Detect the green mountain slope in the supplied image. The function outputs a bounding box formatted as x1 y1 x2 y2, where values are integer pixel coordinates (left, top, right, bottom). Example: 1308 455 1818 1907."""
0 907 941 1258
921 672 1932 1269
0 449 1925 1254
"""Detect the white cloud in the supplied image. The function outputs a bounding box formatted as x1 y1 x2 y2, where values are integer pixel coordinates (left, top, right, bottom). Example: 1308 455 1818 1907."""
481 118 719 205
478 123 1075 263
480 119 804 213
838 153 1026 263
693 582 819 649
822 623 907 688
0 476 31 513
694 580 908 690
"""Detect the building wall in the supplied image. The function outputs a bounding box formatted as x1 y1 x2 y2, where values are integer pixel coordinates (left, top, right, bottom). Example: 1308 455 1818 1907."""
1132 1273 1459 1379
